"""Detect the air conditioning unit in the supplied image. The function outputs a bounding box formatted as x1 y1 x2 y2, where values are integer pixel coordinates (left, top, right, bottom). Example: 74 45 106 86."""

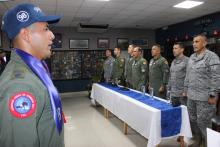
77 23 109 33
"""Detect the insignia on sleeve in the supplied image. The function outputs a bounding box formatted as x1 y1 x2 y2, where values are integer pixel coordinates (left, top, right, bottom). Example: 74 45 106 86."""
143 61 147 65
121 59 125 62
8 92 36 119
164 60 168 65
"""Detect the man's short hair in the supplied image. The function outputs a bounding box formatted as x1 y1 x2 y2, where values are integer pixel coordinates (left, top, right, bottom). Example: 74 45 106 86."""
129 44 136 48
134 46 142 53
152 44 161 49
194 34 207 42
174 42 184 49
106 49 112 54
115 47 121 51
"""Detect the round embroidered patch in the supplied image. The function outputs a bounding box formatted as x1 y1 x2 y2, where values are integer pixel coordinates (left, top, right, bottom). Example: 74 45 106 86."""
9 92 36 119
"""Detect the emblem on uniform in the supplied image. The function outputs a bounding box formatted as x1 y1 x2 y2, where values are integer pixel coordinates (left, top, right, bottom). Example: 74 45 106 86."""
16 11 29 22
8 92 36 119
143 61 147 65
164 60 168 65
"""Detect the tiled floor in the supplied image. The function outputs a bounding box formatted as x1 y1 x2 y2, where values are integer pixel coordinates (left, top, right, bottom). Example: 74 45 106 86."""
61 92 182 147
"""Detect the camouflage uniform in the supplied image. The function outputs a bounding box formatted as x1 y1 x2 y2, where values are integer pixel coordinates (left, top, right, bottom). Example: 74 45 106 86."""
168 55 189 105
184 49 220 140
149 55 169 98
131 57 148 91
103 56 115 82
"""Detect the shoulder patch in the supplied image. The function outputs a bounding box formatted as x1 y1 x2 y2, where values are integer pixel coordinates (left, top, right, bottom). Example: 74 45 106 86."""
164 60 168 65
8 92 36 119
143 61 147 65
121 59 125 62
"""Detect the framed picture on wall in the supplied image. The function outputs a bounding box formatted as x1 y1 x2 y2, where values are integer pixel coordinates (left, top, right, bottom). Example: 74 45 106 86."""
97 38 109 49
117 38 129 50
69 39 89 49
132 39 148 47
53 33 62 48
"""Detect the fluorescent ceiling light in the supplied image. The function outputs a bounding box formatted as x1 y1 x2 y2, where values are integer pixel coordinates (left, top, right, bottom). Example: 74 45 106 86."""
173 0 204 9
86 0 110 2
96 0 110 1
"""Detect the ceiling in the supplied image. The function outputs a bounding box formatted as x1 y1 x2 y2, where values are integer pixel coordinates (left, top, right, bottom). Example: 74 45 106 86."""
0 0 220 29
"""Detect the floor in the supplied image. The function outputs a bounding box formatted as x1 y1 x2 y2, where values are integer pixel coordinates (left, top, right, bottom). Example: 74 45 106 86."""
61 91 182 147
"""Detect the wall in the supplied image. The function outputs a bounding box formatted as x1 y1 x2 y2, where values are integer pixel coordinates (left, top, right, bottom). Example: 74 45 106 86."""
155 11 220 44
51 27 155 50
50 27 156 92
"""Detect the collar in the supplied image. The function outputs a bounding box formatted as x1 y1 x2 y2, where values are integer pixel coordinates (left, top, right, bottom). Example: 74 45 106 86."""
134 56 141 61
153 55 161 60
11 50 30 69
192 49 207 62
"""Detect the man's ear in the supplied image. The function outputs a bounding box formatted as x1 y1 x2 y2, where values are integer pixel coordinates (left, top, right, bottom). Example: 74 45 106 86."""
204 41 207 47
19 28 31 43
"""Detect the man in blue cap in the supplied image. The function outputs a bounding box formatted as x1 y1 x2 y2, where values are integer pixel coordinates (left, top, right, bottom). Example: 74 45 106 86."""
0 3 64 147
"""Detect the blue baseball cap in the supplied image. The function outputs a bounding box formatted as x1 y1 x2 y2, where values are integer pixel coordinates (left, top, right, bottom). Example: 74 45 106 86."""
2 3 61 39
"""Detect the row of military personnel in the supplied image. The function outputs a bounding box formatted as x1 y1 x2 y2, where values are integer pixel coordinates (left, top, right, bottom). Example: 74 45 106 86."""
103 43 170 99
102 34 220 147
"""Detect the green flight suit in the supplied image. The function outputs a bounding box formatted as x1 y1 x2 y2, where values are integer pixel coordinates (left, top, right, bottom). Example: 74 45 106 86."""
0 51 64 147
125 56 134 88
111 56 125 83
131 57 148 91
149 55 169 98
92 59 104 83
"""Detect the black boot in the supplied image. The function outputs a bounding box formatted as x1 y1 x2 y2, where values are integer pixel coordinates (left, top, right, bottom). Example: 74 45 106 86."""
189 122 202 147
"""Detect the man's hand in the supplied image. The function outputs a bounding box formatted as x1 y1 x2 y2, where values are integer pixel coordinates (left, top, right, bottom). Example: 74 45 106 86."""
159 86 165 93
208 97 217 105
148 85 151 91
182 92 186 97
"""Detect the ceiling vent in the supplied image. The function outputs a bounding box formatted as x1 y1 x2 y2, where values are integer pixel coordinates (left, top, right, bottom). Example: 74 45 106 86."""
77 23 109 33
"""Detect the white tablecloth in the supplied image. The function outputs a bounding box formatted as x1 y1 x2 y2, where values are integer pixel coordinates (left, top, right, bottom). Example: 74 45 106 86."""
91 83 192 147
207 128 220 147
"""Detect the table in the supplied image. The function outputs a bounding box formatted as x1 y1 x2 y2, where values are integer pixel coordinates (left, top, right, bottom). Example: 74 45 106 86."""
207 128 220 147
91 83 192 147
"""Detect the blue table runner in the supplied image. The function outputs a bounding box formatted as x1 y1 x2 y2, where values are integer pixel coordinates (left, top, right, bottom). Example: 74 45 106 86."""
98 83 182 137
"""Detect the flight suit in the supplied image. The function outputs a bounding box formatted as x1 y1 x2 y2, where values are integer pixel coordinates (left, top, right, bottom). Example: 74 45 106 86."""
0 51 64 147
149 55 169 98
92 60 104 83
125 56 134 88
103 56 115 82
168 55 189 105
131 57 148 91
184 49 220 140
111 56 125 83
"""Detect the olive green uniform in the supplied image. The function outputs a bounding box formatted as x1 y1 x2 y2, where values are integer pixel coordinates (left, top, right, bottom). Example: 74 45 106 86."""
92 59 104 83
149 55 169 98
0 51 64 147
131 57 148 91
125 56 134 88
111 56 125 82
